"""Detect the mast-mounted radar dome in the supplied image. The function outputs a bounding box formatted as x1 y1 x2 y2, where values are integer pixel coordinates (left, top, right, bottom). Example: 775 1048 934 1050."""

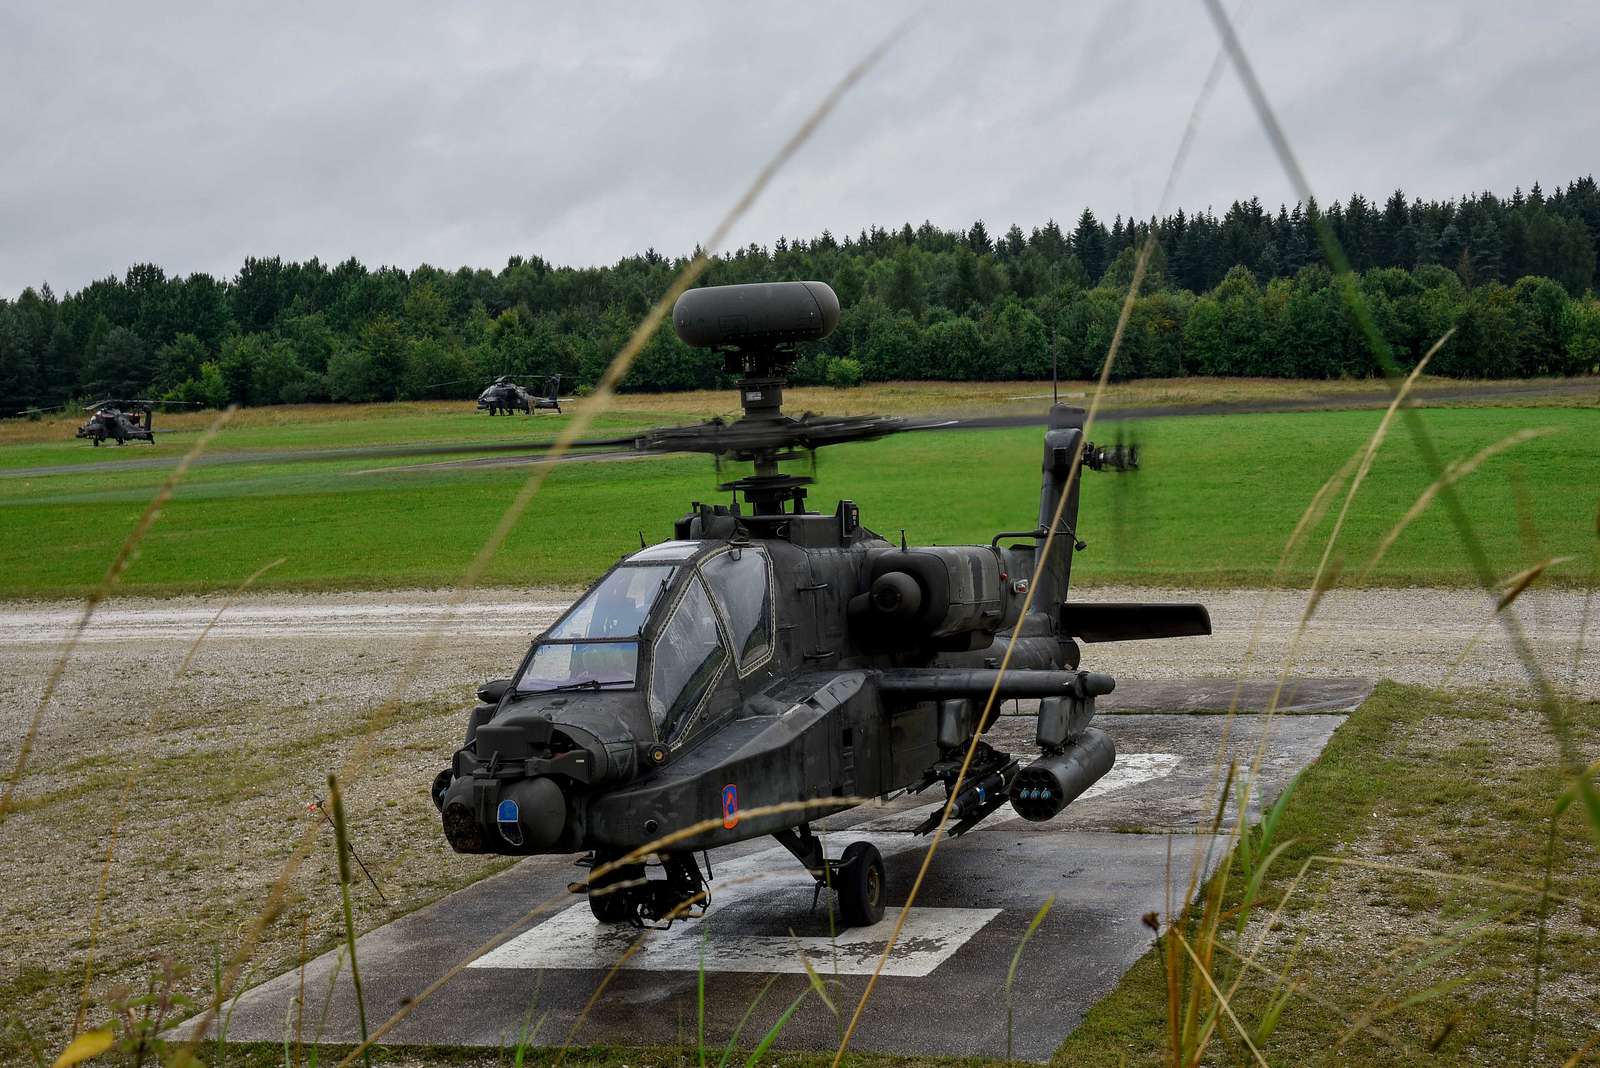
673 281 839 349
650 280 868 515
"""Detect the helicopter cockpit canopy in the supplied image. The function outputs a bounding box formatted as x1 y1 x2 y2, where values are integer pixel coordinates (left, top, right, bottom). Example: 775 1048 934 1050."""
516 562 674 694
515 540 776 740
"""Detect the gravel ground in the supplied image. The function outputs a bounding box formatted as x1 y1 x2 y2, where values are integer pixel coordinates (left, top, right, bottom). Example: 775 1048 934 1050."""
0 582 1592 1057
1 582 1588 743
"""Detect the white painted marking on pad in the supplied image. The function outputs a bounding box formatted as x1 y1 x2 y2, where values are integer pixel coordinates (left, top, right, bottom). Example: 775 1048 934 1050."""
471 751 1179 977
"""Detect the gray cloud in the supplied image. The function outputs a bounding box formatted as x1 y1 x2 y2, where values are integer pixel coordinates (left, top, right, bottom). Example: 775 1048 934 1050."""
3 1 1597 294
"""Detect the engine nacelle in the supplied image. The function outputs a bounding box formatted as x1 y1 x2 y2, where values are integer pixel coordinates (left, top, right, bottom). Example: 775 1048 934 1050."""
850 546 1019 651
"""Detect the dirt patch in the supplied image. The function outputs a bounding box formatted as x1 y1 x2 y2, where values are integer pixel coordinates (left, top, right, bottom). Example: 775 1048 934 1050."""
1227 696 1600 1063
0 593 562 1059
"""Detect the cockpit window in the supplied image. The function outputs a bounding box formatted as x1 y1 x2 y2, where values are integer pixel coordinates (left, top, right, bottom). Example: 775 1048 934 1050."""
517 641 639 693
548 565 674 640
630 540 704 562
649 577 727 736
700 547 773 669
517 564 674 694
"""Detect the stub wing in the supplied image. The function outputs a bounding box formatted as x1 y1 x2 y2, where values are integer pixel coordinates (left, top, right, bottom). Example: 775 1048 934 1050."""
1060 602 1212 643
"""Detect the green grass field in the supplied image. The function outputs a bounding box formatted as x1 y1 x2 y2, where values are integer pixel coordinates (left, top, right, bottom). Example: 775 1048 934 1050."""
0 397 1596 598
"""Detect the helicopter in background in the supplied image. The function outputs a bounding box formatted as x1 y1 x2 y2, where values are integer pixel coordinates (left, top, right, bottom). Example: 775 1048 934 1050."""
431 281 1210 929
8 397 195 444
73 398 197 445
479 374 563 416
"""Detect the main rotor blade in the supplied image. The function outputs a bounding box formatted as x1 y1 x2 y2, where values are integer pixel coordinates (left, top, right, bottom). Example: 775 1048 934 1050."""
0 432 643 482
254 432 643 465
344 379 1567 475
13 377 1588 488
894 377 1600 436
360 447 650 475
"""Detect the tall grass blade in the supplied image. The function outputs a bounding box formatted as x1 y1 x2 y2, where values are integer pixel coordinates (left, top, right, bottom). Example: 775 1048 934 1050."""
508 979 547 1068
326 775 372 1068
793 943 837 1019
1570 503 1598 692
1358 428 1556 582
1309 330 1450 588
698 924 707 1068
1171 930 1269 1068
311 947 348 1061
1442 555 1574 685
1202 68 1597 1068
295 915 309 1068
1498 556 1574 610
49 1029 113 1068
1252 976 1299 1048
717 975 779 1068
1562 1030 1600 1068
1234 839 1295 938
1395 911 1501 978
1574 775 1600 853
216 960 251 1066
1259 769 1297 847
743 989 809 1068
1004 895 1055 1061
1335 974 1476 1050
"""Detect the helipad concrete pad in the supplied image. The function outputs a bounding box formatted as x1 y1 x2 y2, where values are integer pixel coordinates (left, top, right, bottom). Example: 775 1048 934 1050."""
206 699 1354 1060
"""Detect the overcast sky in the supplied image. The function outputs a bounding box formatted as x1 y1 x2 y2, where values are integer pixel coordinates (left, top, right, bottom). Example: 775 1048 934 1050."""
3 1 1597 295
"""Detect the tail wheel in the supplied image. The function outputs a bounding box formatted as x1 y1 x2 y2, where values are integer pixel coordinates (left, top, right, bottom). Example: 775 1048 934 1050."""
837 841 886 927
588 860 644 923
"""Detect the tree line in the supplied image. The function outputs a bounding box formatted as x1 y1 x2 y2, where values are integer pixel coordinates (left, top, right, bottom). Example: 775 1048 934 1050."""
3 176 1598 414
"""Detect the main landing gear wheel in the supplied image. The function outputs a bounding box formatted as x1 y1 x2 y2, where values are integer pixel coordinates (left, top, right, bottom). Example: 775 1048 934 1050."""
836 841 886 927
588 860 644 923
583 852 708 927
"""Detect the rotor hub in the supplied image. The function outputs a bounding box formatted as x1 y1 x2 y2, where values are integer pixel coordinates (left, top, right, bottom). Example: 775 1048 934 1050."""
648 281 909 514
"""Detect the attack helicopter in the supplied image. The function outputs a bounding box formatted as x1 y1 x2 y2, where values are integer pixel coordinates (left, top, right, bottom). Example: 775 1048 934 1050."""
479 374 562 416
73 398 197 445
431 280 1211 928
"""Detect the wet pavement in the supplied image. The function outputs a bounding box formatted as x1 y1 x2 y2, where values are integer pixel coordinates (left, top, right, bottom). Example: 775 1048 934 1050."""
201 697 1352 1060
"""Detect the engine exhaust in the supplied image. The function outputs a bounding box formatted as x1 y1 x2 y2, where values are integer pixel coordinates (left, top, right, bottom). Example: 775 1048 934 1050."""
1008 728 1116 821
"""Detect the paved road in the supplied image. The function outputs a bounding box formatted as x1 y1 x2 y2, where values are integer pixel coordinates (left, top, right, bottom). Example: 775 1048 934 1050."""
0 441 639 480
203 708 1348 1060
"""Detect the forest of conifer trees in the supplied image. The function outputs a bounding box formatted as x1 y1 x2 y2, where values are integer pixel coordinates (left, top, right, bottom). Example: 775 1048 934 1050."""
3 177 1598 414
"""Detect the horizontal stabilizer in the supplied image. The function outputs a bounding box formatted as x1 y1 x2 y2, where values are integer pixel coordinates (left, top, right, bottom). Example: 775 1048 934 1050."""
1061 602 1211 643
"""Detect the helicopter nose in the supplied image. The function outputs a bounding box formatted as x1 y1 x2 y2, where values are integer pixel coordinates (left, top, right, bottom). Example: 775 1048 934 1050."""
494 776 567 850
